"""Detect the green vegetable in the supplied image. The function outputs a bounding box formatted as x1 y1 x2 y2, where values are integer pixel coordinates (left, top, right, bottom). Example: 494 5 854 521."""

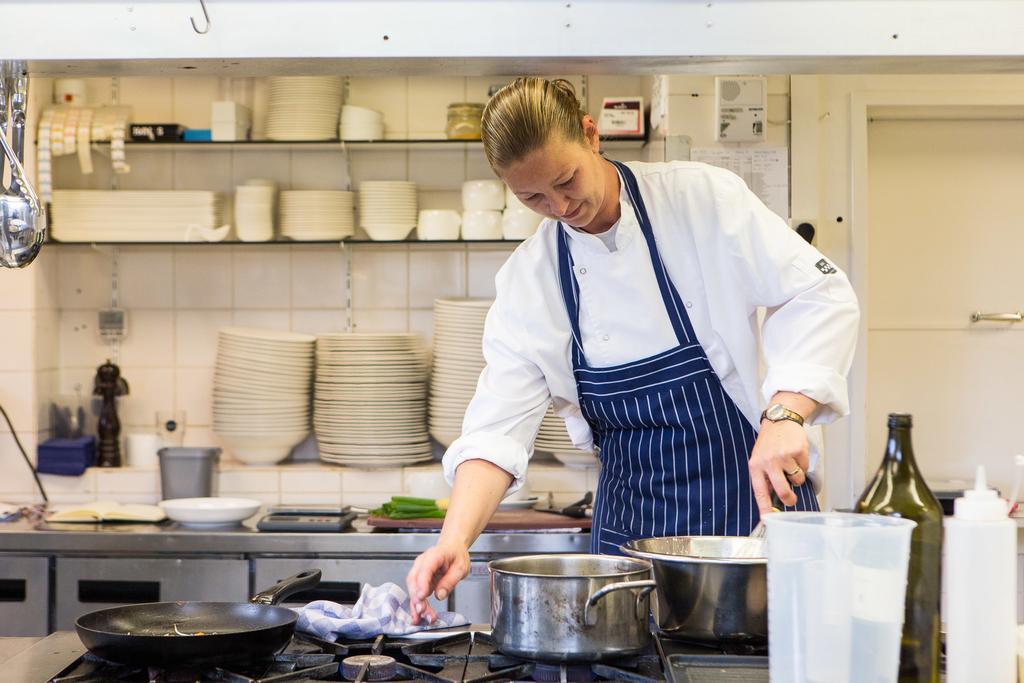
391 496 438 507
371 495 447 520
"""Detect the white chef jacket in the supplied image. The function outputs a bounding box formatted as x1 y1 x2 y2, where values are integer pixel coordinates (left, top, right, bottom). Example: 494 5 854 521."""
443 160 860 493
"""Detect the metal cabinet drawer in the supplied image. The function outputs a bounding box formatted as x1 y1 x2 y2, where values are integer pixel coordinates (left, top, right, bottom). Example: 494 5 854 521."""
55 557 248 630
252 557 446 614
452 561 491 625
0 555 49 636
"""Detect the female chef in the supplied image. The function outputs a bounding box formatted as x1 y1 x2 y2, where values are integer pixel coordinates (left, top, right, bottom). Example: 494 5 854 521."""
408 77 859 623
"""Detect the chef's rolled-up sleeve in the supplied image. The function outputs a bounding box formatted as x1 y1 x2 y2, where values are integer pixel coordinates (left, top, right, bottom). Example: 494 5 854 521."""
441 269 551 495
710 169 860 425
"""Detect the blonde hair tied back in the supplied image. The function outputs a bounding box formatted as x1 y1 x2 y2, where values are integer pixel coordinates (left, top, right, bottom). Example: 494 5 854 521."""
480 77 588 171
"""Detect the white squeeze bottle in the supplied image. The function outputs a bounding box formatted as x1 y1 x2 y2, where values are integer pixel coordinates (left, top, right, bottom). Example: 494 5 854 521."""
944 465 1017 683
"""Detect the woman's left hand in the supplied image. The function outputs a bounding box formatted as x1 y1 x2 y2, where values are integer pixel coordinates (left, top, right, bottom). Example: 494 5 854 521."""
748 419 810 514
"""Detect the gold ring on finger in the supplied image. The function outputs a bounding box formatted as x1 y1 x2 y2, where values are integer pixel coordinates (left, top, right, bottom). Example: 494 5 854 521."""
785 467 802 478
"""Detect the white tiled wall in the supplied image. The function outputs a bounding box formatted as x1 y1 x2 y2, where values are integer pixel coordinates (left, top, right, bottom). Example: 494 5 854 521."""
19 462 595 509
52 241 517 457
2 74 655 503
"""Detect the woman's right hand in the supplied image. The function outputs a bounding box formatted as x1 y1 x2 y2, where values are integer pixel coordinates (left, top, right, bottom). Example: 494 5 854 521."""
406 541 470 625
406 458 515 624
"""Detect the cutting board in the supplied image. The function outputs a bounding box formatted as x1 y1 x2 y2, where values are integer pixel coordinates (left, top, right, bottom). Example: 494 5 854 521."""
368 509 591 531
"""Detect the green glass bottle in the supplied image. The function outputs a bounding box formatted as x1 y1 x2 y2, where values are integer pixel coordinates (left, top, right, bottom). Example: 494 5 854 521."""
855 413 942 683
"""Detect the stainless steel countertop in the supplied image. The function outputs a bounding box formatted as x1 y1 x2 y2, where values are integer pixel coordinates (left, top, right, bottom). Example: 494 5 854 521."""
0 515 589 556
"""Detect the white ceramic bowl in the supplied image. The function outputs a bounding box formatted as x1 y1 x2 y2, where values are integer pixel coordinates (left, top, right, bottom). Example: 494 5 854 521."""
461 210 502 240
218 432 307 465
341 104 384 121
462 179 505 211
363 223 415 241
417 209 461 240
159 497 261 527
502 207 544 240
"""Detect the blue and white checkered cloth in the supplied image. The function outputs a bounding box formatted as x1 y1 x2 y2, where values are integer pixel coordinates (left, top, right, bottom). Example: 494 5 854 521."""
294 582 469 641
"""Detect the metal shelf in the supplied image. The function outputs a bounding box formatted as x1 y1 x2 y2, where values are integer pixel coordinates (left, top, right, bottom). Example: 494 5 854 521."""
47 238 523 246
86 136 647 151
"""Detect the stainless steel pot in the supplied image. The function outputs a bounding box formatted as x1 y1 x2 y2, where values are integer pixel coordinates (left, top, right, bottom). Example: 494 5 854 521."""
489 554 657 662
621 536 767 645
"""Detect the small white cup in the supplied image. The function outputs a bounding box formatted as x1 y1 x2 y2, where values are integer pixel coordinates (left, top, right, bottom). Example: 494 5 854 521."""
462 179 505 211
461 210 503 240
417 210 461 240
126 433 163 468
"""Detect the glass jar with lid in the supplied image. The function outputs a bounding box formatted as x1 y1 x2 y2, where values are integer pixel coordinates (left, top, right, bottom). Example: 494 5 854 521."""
446 102 485 140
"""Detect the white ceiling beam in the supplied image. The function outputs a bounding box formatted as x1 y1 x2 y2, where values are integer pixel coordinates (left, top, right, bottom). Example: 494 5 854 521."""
4 1 1024 75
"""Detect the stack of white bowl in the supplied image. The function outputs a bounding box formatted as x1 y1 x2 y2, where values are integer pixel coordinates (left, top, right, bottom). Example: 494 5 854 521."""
503 185 545 240
234 180 276 242
265 77 343 141
340 105 385 141
280 190 355 241
212 327 316 465
314 333 433 466
535 406 599 468
461 180 504 240
358 180 418 240
428 298 491 446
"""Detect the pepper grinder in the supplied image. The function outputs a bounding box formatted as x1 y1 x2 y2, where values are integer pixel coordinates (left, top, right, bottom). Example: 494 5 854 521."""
93 360 129 467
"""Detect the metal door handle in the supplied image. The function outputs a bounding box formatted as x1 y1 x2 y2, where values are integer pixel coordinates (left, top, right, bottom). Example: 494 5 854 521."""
970 312 1023 323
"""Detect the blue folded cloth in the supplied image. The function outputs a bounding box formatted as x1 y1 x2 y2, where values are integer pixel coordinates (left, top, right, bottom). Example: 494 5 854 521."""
294 582 469 641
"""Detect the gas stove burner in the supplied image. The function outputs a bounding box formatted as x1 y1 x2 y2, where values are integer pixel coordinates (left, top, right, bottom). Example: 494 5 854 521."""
531 662 595 682
342 653 398 681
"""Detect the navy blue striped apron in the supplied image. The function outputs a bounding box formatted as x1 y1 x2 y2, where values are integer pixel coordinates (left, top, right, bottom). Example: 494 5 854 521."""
556 160 819 555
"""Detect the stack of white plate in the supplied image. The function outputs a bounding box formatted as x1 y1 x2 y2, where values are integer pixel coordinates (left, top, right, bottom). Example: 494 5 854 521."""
265 77 343 141
340 105 384 141
50 190 225 242
535 406 599 468
314 333 433 466
279 190 355 241
234 182 276 242
212 327 316 465
358 181 418 241
428 298 491 447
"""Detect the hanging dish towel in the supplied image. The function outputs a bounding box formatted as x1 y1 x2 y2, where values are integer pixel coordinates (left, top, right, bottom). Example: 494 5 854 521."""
294 582 469 641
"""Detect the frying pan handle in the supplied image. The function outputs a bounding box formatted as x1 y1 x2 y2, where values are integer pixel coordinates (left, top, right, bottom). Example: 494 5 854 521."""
583 579 657 626
250 569 322 605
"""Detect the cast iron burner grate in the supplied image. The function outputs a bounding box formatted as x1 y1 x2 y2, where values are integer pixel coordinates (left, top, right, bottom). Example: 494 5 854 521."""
50 647 340 683
51 631 674 683
402 632 664 683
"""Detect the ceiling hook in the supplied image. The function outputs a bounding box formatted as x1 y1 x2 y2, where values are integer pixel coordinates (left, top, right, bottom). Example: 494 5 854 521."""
190 0 211 34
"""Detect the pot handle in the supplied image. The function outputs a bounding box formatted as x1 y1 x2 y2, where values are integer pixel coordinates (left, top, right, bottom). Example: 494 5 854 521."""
250 569 322 605
584 579 657 626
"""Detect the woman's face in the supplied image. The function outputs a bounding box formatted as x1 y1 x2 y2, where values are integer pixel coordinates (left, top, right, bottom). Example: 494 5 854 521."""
499 118 610 230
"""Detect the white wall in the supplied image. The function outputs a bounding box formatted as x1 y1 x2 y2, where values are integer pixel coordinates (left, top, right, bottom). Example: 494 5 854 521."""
792 74 1024 507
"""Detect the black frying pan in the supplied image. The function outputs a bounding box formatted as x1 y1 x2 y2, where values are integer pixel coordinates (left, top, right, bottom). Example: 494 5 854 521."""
75 569 321 666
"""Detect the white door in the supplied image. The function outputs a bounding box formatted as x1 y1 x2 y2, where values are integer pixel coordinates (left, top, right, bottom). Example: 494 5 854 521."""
866 115 1024 493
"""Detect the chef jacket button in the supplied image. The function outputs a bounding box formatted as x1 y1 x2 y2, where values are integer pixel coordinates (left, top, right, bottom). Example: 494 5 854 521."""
685 301 693 309
579 267 588 275
602 334 610 341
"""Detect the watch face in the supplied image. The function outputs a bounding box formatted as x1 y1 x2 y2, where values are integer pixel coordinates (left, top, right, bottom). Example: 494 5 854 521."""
767 404 785 420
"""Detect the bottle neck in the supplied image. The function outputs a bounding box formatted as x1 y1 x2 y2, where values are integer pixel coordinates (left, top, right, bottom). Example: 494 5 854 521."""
884 426 916 466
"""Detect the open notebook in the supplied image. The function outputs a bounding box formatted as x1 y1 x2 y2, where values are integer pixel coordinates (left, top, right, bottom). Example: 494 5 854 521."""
47 499 166 523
